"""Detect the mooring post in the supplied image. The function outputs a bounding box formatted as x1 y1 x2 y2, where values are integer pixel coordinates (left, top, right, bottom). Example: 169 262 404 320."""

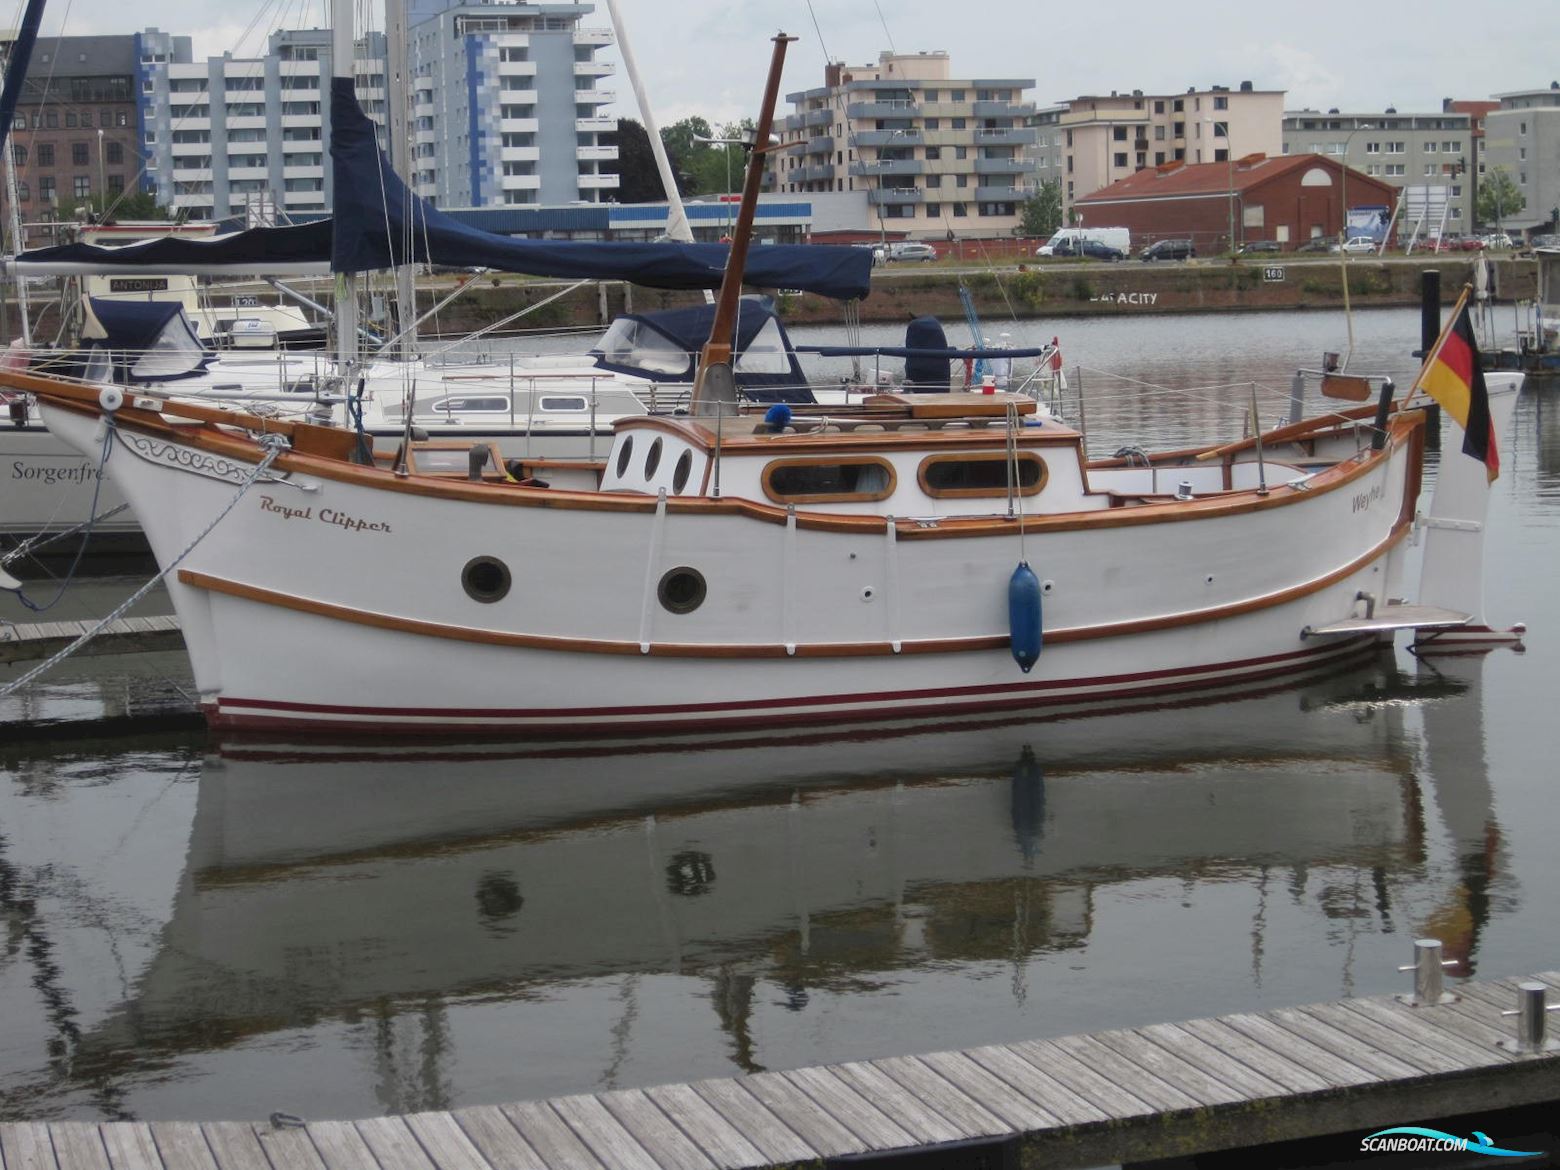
1398 938 1458 1006
1500 982 1560 1053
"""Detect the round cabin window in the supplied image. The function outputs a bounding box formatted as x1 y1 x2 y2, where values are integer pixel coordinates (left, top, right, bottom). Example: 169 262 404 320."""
615 436 635 478
644 436 664 480
658 566 706 614
672 450 694 494
462 556 512 603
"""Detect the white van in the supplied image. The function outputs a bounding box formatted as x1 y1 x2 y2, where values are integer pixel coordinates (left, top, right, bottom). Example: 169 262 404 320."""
1037 227 1131 256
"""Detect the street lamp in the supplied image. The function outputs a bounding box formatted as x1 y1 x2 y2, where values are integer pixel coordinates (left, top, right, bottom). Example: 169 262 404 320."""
1205 118 1236 253
95 128 105 217
693 133 743 238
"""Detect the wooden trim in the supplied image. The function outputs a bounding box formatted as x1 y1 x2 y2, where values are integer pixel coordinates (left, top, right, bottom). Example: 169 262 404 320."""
176 523 1407 661
760 455 898 505
917 451 1048 499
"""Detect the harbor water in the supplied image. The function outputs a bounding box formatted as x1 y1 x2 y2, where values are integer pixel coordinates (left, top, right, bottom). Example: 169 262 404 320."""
2 306 1558 1123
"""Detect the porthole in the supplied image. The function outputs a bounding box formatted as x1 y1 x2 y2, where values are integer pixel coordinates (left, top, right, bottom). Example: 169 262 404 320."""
462 555 512 603
643 436 664 480
615 435 634 478
672 449 693 494
658 566 706 614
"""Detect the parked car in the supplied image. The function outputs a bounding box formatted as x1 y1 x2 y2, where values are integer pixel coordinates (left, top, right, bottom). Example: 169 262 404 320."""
1236 240 1281 255
1336 237 1380 254
887 242 937 262
1051 238 1125 261
1293 238 1333 253
1481 233 1514 249
1140 238 1195 261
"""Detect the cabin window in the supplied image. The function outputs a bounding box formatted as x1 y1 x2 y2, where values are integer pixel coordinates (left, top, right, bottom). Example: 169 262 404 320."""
643 436 664 479
658 566 706 614
733 317 791 377
672 450 694 494
429 396 509 414
461 556 512 603
538 395 588 411
918 452 1047 497
762 457 896 503
615 435 634 477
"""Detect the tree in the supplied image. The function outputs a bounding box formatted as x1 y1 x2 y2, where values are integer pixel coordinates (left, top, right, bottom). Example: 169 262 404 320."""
1019 180 1062 238
661 116 713 172
606 118 675 202
1477 166 1525 229
54 189 169 223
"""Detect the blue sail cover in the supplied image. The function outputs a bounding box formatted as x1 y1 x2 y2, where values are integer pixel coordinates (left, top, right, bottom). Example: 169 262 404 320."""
13 220 333 275
328 79 872 300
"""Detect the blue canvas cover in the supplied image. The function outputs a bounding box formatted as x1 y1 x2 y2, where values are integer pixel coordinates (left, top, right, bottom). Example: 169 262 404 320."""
87 298 214 382
590 300 814 404
15 220 332 275
327 79 872 301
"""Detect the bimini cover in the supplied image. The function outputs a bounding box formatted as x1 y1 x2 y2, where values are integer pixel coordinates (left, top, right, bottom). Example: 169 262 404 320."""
328 79 872 301
87 298 214 382
903 316 952 390
590 300 813 404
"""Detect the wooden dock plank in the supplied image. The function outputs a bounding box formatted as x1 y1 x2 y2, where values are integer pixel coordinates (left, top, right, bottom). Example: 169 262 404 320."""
1329 999 1513 1068
1088 1028 1254 1106
1 1124 60 1170
497 1104 603 1170
400 1114 494 1170
780 1067 916 1151
147 1125 216 1170
1214 1011 1380 1088
253 1126 327 1170
684 1080 817 1166
1006 1038 1160 1119
447 1109 546 1170
48 1125 110 1170
196 1124 271 1170
1177 1017 1335 1094
546 1097 660 1170
1265 1007 1427 1080
1136 1023 1292 1100
915 1051 1062 1130
641 1084 768 1170
100 1125 163 1170
593 1090 716 1170
1044 1034 1206 1113
736 1074 868 1160
1420 990 1529 1051
829 1060 975 1144
871 1056 1010 1137
961 1046 1112 1127
304 1121 380 1170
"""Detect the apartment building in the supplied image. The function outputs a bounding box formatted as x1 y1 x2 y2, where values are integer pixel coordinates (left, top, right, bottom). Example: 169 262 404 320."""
406 2 617 208
1481 85 1560 235
1281 108 1473 239
1 33 140 237
768 51 1040 239
1059 83 1284 218
136 27 387 222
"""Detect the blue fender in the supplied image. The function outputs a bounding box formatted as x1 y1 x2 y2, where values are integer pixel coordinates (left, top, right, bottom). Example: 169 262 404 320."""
1009 561 1043 673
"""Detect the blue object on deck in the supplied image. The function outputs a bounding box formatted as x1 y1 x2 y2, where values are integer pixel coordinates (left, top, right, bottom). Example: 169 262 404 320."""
1009 562 1043 673
763 404 793 432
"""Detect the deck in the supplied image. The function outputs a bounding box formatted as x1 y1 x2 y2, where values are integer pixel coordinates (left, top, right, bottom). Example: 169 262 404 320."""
4 969 1558 1169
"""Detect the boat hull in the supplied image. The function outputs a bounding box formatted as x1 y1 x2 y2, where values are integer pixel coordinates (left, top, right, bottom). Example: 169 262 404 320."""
36 395 1423 738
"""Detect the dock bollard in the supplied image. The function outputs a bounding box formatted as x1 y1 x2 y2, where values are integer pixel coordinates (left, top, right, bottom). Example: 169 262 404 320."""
1397 938 1458 1006
1498 982 1560 1053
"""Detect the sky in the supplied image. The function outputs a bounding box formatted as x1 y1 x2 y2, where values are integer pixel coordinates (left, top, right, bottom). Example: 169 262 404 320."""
27 0 1560 127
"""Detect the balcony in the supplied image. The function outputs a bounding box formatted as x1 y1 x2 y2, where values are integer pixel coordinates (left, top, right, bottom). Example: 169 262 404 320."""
170 140 212 156
803 108 833 128
573 27 613 46
280 114 319 129
847 100 918 119
500 174 541 190
867 187 924 206
975 184 1033 201
578 174 620 190
973 157 1032 175
804 134 834 156
851 159 925 178
226 165 269 181
576 116 615 132
500 118 540 134
793 163 835 184
498 60 537 77
973 100 1036 118
225 115 267 131
973 128 1037 146
576 145 617 162
501 145 540 163
283 164 323 179
855 130 923 147
575 88 614 105
573 61 615 78
499 87 538 104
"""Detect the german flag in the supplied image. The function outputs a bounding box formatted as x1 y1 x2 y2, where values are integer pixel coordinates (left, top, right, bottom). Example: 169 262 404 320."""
1415 298 1499 481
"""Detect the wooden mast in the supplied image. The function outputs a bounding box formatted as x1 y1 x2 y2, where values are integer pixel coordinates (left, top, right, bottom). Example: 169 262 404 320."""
688 33 796 412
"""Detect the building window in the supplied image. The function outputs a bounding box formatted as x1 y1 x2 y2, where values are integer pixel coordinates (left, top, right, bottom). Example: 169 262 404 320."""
10 145 23 166
15 181 28 201
925 202 940 218
1213 95 1227 110
106 142 123 164
72 143 89 166
1113 126 1127 141
36 143 53 166
1113 152 1127 168
74 176 91 197
1154 100 1164 114
953 202 967 216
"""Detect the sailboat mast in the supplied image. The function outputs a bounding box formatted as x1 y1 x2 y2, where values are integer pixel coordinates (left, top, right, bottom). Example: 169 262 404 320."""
601 0 692 244
385 0 417 360
331 0 359 370
689 33 795 411
0 0 47 349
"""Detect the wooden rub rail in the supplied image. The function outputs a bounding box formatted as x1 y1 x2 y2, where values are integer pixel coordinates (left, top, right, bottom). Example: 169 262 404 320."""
4 971 1560 1170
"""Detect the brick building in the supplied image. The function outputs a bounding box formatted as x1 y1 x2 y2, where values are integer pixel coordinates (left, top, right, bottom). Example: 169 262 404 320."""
1075 153 1400 253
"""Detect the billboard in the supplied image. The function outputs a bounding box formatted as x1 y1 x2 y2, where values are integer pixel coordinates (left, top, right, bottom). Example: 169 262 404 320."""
1346 205 1391 242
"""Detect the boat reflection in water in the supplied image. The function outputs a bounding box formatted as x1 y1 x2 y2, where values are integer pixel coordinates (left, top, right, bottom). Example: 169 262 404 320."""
51 651 1515 1118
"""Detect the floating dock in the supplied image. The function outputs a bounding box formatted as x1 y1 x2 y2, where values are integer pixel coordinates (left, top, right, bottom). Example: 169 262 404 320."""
0 615 184 664
3 969 1557 1169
